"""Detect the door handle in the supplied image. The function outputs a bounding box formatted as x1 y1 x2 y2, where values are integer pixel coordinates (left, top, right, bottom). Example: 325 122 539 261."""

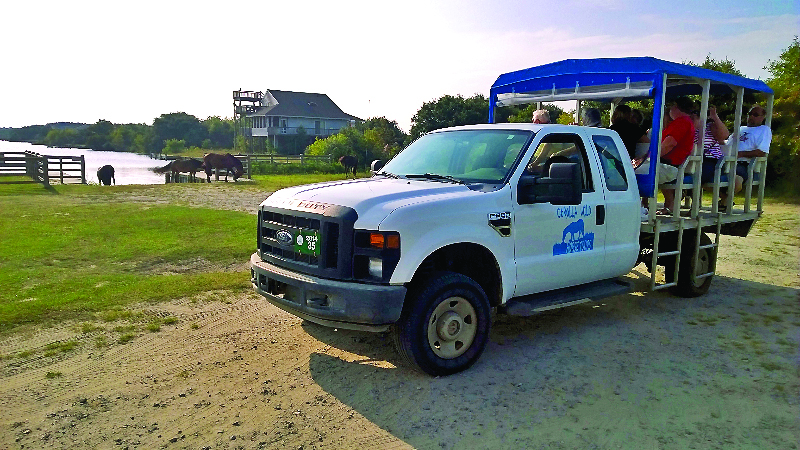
596 205 605 225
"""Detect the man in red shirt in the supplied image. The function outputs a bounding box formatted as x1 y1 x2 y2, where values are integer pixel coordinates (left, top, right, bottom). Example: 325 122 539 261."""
659 96 696 214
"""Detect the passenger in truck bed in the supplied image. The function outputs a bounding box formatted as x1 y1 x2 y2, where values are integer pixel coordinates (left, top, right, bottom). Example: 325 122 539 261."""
531 109 550 124
610 104 649 159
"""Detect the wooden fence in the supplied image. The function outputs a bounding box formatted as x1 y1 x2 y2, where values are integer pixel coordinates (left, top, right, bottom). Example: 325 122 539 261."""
0 151 86 187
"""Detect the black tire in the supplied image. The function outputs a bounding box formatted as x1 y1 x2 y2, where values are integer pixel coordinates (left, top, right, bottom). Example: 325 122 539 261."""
393 271 491 376
666 232 715 297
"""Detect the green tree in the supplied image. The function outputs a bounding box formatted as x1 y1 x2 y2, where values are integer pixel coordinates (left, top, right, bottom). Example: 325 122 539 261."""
356 116 407 157
42 128 78 148
686 54 744 77
163 139 186 154
409 94 489 142
203 116 234 148
80 119 115 150
132 131 154 155
764 37 800 191
153 112 207 150
305 127 384 168
234 136 247 154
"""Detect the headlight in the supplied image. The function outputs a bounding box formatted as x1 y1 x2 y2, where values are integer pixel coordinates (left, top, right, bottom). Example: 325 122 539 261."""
368 257 383 279
353 231 401 282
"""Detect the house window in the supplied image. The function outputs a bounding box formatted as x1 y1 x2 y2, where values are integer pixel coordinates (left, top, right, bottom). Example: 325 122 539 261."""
315 121 321 135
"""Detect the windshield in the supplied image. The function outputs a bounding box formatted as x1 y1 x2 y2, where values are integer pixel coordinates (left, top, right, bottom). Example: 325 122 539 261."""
380 129 533 184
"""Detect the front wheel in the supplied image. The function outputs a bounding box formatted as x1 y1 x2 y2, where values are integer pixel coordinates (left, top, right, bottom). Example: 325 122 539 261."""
393 272 491 376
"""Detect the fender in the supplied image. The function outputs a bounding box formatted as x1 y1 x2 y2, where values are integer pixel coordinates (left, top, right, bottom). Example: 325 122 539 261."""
378 194 517 304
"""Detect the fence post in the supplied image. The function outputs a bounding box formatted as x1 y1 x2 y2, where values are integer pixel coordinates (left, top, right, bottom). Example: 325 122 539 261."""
247 154 251 179
59 157 64 184
40 156 50 187
80 155 86 184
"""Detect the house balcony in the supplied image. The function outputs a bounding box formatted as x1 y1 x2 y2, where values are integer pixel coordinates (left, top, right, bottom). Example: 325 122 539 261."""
250 126 343 137
233 90 263 102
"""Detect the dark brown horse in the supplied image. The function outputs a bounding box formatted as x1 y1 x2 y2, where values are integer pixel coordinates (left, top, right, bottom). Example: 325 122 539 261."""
202 153 244 182
97 165 115 185
154 158 204 182
339 155 357 178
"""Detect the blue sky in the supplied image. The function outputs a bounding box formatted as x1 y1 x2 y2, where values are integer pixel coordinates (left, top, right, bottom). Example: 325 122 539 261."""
1 0 797 132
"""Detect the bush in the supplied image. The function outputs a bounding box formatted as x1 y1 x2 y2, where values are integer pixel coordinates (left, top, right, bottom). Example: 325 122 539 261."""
250 161 343 175
163 139 186 154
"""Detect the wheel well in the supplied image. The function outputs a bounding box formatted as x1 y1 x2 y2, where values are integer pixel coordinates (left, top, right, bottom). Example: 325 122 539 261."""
410 243 502 307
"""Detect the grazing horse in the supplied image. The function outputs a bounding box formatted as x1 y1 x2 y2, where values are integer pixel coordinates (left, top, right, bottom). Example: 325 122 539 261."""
202 153 244 182
339 155 357 178
97 165 115 186
154 158 204 182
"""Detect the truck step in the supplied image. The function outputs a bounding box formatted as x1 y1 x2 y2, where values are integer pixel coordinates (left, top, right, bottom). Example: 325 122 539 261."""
501 278 632 316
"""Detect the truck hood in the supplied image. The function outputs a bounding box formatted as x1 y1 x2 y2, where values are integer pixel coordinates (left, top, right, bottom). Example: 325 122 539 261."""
263 177 477 228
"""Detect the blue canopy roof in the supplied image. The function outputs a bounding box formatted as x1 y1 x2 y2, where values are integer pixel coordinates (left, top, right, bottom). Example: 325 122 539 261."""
489 57 774 200
491 57 772 101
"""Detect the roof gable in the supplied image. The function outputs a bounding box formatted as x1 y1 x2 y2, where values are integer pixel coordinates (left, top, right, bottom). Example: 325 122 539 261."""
252 90 360 120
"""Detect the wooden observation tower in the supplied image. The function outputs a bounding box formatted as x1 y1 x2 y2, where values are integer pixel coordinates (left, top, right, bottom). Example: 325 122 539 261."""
233 89 263 154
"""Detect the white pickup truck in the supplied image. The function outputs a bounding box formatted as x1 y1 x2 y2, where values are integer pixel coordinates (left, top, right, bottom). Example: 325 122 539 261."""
250 58 773 375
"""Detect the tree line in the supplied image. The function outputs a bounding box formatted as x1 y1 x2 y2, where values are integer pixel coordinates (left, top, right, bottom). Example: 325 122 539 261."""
0 113 235 155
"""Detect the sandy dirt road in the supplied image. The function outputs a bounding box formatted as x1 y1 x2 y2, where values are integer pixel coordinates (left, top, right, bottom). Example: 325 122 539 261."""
1 185 798 449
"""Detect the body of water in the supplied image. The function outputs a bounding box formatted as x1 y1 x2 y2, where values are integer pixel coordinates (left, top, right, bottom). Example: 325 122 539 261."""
0 140 167 185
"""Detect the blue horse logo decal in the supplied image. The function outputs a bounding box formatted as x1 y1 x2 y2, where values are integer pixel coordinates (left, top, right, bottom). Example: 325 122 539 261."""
553 219 595 255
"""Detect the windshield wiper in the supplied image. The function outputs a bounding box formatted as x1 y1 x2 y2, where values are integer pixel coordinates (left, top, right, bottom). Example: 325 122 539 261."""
376 171 401 179
405 173 466 184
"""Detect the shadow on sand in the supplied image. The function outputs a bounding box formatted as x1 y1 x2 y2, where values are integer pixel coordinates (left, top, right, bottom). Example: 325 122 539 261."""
303 272 799 449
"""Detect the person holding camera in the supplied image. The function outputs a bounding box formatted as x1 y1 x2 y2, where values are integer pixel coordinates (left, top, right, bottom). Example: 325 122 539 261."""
692 105 730 184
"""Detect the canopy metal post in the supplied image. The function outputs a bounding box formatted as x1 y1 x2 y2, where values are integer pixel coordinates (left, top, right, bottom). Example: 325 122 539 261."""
723 87 744 214
692 79 711 217
646 73 668 222
757 93 774 213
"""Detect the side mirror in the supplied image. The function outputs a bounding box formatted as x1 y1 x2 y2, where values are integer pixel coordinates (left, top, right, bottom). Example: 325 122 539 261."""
517 162 581 205
370 160 385 174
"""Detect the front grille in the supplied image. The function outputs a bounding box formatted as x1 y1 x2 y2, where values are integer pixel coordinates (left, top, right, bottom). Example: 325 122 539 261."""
260 216 321 266
257 203 356 279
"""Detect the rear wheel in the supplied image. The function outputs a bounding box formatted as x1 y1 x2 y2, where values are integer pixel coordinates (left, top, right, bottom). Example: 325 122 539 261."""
666 232 715 297
393 272 491 376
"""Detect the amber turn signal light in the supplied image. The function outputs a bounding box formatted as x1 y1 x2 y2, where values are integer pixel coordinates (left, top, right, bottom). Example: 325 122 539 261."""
386 234 400 249
370 233 384 248
369 232 400 249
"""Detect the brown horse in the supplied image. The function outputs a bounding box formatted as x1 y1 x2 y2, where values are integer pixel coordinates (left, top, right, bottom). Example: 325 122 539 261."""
153 158 204 182
202 153 244 182
339 155 357 178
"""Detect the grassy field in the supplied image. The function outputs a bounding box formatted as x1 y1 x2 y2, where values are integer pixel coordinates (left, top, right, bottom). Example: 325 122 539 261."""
0 174 358 336
0 185 251 335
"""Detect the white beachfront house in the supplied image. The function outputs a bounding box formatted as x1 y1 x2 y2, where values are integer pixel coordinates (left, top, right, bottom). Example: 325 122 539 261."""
247 90 361 145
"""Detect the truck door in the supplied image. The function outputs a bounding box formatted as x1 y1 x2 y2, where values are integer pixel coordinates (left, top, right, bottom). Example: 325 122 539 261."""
589 132 641 278
512 132 607 296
